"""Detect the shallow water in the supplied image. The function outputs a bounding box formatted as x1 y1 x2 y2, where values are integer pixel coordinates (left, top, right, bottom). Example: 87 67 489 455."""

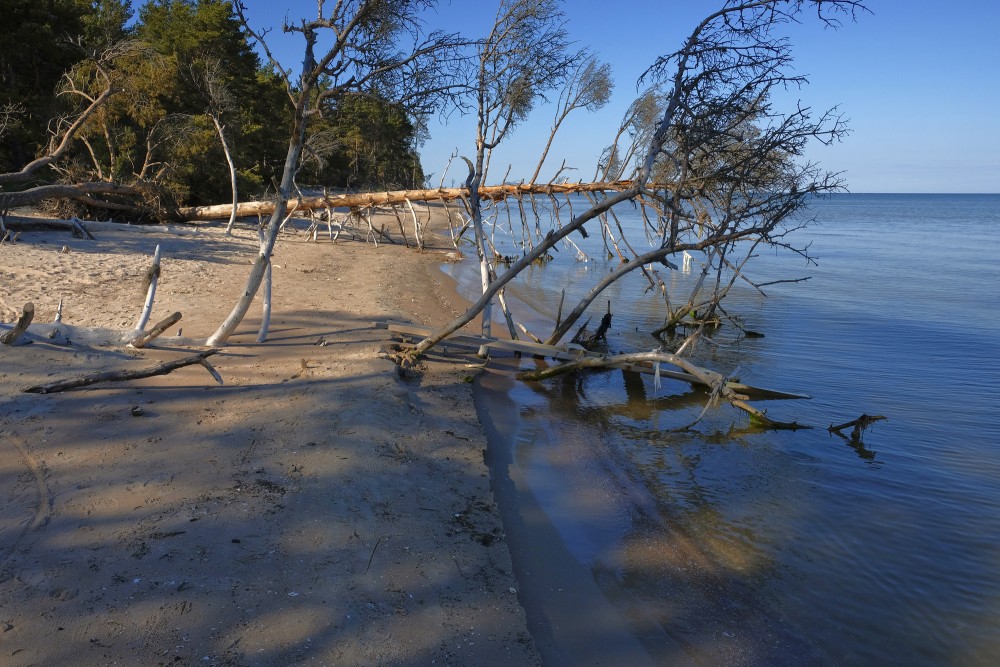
452 193 1000 665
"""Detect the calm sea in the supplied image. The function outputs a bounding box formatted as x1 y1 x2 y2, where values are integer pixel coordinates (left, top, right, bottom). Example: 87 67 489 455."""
446 193 1000 666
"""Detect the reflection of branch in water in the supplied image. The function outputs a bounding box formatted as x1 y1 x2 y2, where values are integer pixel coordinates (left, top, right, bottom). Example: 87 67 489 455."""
828 414 887 441
828 414 887 462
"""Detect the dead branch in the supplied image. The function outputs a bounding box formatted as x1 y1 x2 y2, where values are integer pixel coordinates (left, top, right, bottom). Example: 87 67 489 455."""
128 311 182 349
134 245 161 331
0 181 143 211
732 399 811 431
24 349 222 394
0 63 116 187
516 348 811 430
829 414 887 441
177 181 638 222
1 303 35 345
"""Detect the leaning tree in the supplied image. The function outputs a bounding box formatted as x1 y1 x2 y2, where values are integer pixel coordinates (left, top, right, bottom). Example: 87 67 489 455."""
405 0 866 420
458 0 577 345
206 0 466 346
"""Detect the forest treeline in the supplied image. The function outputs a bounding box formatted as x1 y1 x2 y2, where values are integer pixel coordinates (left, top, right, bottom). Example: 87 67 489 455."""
0 0 424 216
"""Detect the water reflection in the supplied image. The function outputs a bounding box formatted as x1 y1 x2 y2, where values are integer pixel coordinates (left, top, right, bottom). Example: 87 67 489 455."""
470 194 1000 666
482 357 826 665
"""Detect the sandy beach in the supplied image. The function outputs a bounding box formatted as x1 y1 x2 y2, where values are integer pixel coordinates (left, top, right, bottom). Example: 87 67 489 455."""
0 209 540 665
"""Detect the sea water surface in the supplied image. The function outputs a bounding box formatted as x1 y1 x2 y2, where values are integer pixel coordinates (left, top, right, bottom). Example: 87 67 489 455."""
447 193 1000 665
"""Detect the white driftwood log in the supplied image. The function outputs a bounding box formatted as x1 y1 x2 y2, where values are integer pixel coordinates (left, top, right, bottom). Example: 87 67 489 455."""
134 244 162 332
176 181 639 222
128 311 182 348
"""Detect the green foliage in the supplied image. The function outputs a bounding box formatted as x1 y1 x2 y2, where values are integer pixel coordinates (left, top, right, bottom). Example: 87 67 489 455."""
306 94 425 190
2 0 428 207
0 0 90 171
134 0 284 205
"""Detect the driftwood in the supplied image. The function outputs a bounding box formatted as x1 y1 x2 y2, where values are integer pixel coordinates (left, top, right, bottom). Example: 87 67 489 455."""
134 245 162 332
518 351 810 430
1 214 95 239
1 214 198 235
0 181 141 211
378 319 809 399
1 303 35 345
571 302 613 349
24 349 222 394
128 311 182 348
176 181 639 222
381 320 809 429
829 414 887 441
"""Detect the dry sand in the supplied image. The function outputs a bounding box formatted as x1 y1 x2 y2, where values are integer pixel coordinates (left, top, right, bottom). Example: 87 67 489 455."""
0 210 540 666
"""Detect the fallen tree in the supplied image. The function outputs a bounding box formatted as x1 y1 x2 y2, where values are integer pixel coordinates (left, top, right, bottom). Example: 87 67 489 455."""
175 180 637 222
408 0 863 360
0 181 143 211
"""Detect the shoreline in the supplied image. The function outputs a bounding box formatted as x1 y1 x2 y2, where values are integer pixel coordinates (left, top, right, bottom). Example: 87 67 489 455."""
0 210 541 665
474 364 661 666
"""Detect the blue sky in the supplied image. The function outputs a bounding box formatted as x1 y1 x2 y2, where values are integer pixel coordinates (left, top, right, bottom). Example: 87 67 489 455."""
243 1 1000 193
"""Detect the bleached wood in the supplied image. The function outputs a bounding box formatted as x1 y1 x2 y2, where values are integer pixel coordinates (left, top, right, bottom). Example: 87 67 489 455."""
176 182 638 222
134 244 161 332
1 302 35 345
256 228 272 343
128 311 181 348
377 319 808 401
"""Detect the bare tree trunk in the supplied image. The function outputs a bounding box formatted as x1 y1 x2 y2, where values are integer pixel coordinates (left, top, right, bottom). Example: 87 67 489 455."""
209 114 240 235
176 181 637 222
256 226 272 343
410 189 637 357
1 303 35 345
134 245 161 332
206 102 306 347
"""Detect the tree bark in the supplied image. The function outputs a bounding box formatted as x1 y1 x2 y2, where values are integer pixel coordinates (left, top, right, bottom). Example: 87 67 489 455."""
210 114 240 235
24 350 221 393
128 311 182 348
134 245 161 332
1 303 35 345
0 182 143 210
176 181 638 222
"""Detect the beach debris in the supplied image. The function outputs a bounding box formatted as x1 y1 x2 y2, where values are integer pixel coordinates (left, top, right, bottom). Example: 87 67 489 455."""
128 311 182 349
828 414 887 442
0 302 34 346
134 244 161 332
24 349 222 394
